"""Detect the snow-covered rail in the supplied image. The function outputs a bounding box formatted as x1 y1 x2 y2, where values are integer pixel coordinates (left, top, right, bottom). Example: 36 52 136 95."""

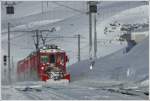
43 87 75 100
22 92 43 100
101 88 149 99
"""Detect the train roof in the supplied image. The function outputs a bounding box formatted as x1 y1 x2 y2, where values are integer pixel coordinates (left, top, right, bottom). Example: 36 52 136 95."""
39 44 65 53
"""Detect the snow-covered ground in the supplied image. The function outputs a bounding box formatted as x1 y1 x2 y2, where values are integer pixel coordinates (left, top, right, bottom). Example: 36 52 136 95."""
1 1 149 100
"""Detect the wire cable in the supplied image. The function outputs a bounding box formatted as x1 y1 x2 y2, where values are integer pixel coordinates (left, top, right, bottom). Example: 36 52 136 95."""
51 1 87 14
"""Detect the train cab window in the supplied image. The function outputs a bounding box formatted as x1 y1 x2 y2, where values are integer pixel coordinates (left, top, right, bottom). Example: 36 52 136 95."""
41 56 48 63
57 54 64 66
50 54 55 63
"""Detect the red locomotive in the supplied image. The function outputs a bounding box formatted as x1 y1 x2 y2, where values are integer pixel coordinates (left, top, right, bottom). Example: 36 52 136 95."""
17 44 70 82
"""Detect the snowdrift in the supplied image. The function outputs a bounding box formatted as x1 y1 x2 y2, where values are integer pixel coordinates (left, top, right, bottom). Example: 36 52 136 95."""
69 37 149 83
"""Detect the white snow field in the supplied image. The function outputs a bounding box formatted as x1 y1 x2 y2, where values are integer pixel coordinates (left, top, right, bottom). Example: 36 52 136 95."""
1 1 149 100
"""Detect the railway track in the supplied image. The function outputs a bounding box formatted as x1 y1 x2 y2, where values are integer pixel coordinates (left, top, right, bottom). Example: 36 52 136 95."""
43 87 75 100
22 92 43 100
15 83 148 100
15 86 75 100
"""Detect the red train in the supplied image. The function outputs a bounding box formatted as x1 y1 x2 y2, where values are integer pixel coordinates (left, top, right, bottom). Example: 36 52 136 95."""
17 44 70 82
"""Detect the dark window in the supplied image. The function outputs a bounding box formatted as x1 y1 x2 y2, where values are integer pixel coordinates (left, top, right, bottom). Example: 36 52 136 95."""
50 54 55 63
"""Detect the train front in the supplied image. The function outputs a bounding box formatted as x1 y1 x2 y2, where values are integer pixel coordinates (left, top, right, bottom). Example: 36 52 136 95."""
38 45 70 83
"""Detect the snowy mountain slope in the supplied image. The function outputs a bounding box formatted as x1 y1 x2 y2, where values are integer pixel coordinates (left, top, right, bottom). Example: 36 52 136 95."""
69 37 149 84
1 1 147 30
1 1 87 30
97 5 148 38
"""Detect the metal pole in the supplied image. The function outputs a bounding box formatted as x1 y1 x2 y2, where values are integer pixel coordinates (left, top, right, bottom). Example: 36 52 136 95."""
4 68 7 84
88 1 97 60
11 56 14 83
8 22 11 84
35 30 40 78
35 30 39 51
89 4 92 60
94 13 97 58
78 34 80 62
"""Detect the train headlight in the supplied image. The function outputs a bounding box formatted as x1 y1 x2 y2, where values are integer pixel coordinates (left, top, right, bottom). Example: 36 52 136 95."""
41 67 44 70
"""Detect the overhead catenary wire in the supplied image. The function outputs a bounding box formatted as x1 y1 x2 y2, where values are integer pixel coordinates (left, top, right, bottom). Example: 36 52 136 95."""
2 31 34 42
51 1 87 14
32 34 75 39
32 35 86 39
10 42 34 50
11 33 31 40
2 29 59 41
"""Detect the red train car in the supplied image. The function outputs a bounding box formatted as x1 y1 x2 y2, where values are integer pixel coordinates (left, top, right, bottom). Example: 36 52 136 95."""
17 44 70 82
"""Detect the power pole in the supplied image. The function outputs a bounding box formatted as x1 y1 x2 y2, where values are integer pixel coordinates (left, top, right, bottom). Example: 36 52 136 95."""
88 1 97 60
5 1 15 84
94 13 97 58
35 30 40 72
8 22 11 84
11 56 14 83
78 34 81 62
89 3 92 60
35 30 40 51
88 1 97 70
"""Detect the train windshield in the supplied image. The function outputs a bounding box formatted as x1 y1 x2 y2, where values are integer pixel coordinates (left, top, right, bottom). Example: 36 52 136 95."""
50 54 56 63
41 56 48 63
56 54 64 66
